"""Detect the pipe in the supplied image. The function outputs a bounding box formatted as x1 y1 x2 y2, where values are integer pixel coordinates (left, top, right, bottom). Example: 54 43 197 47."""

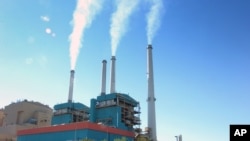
90 99 97 122
110 56 116 93
101 60 107 95
147 45 157 141
68 70 75 103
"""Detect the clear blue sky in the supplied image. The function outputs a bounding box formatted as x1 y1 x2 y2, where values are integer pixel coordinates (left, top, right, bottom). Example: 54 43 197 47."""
1 0 250 141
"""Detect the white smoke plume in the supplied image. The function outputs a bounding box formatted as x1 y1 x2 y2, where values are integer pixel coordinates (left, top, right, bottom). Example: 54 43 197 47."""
69 0 102 70
146 0 164 44
110 0 139 56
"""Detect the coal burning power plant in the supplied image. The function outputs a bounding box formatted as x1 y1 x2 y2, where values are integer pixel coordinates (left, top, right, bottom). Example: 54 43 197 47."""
17 45 157 141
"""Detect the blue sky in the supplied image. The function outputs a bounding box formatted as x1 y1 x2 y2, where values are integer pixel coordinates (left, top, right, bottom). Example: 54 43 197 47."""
1 0 250 141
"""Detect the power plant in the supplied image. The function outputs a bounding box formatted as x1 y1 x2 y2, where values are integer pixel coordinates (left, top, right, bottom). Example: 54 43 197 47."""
17 45 159 141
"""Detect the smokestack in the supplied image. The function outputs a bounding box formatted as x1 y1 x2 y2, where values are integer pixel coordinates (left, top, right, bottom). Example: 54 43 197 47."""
110 56 116 93
147 44 157 141
68 70 75 103
101 60 107 95
179 135 182 141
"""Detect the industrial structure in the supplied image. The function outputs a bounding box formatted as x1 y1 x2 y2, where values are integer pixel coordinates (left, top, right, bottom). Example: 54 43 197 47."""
0 100 53 141
175 135 183 141
17 56 141 141
17 45 158 141
0 109 4 127
147 45 157 141
52 70 90 125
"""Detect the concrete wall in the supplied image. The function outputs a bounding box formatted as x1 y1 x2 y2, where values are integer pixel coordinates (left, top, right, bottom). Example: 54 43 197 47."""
0 110 4 127
0 100 53 141
3 100 52 126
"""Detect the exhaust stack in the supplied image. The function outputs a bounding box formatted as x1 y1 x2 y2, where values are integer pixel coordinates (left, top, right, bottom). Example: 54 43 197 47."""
147 45 157 141
68 70 75 103
110 56 116 93
101 60 107 95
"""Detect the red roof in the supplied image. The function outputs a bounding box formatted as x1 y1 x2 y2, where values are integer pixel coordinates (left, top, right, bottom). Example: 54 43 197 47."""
17 122 134 137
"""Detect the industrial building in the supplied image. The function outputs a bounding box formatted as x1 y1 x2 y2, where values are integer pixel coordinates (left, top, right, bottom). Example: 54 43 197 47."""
90 93 140 131
0 100 53 141
0 109 4 127
17 45 157 141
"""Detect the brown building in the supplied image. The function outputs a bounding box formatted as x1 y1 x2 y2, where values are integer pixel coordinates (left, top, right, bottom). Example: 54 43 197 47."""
0 100 53 141
0 109 4 127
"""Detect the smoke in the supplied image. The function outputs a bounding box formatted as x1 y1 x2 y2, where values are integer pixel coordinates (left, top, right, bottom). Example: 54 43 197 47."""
69 0 102 70
146 0 164 44
110 0 139 56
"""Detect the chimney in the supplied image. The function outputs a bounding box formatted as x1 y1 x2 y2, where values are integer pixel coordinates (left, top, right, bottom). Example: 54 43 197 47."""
68 70 75 103
110 56 116 93
101 60 107 95
179 135 182 141
147 45 157 141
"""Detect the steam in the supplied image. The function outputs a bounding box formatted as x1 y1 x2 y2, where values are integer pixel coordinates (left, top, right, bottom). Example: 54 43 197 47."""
110 0 139 56
69 0 102 70
146 0 164 44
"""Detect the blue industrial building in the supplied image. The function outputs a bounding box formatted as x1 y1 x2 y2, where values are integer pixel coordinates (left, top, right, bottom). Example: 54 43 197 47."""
17 92 140 141
18 122 135 141
17 57 144 141
90 93 141 131
52 102 90 125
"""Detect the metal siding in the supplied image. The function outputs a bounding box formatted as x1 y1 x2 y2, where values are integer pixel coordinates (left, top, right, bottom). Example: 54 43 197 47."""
18 130 87 141
97 93 117 101
18 122 134 137
54 102 89 111
52 114 72 124
96 106 120 127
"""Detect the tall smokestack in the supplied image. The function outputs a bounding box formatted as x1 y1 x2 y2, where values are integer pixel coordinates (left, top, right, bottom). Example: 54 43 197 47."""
147 45 157 141
68 70 75 103
179 135 182 141
101 60 107 95
110 56 116 93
